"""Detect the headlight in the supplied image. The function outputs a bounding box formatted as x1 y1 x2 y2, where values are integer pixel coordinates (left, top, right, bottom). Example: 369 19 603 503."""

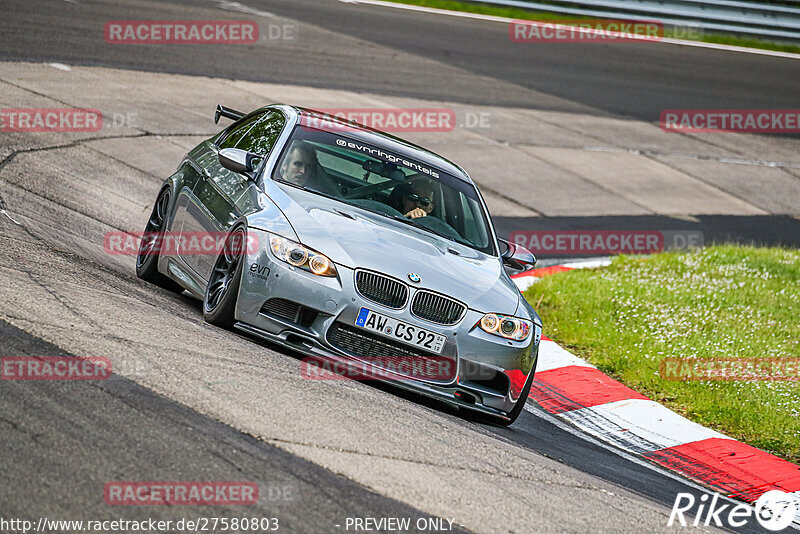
478 313 531 341
269 235 337 277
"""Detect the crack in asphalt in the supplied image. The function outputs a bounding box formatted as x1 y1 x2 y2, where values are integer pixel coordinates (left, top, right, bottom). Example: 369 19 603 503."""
262 436 600 490
0 131 199 237
2 131 211 163
25 271 91 322
0 248 192 313
583 145 800 170
0 258 300 380
0 217 186 328
525 114 778 213
0 187 22 225
1 178 130 232
0 77 104 112
82 138 204 181
0 130 213 227
0 414 45 442
0 133 147 179
207 449 251 473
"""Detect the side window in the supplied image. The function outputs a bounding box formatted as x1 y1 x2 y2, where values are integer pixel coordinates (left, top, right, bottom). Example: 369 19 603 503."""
218 110 285 157
218 113 262 150
459 193 489 248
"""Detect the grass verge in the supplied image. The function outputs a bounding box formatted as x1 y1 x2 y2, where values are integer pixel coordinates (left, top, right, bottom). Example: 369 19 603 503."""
523 245 800 463
383 0 800 54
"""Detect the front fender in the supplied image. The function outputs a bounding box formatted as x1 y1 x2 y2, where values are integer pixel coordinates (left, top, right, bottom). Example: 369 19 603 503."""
245 191 299 242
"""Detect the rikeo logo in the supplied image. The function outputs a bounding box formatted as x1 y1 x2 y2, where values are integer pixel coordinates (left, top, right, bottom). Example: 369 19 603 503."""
669 490 797 531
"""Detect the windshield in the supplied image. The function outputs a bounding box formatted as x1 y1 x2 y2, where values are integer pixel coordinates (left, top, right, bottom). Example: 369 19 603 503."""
271 125 495 255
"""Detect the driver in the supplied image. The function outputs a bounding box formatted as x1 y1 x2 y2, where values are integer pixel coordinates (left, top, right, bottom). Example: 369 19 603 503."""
388 180 435 219
277 141 339 196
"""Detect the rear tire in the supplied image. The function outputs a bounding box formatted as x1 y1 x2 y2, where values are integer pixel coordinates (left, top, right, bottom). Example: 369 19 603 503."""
203 225 247 329
136 187 184 293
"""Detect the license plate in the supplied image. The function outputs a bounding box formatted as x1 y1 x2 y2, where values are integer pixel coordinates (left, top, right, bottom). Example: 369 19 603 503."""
354 308 446 354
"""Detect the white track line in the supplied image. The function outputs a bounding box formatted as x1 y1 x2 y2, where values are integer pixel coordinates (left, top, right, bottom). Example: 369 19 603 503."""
512 276 538 291
561 258 613 269
792 493 800 527
209 0 275 18
524 402 758 498
512 258 612 291
559 398 731 454
339 0 800 60
537 339 595 372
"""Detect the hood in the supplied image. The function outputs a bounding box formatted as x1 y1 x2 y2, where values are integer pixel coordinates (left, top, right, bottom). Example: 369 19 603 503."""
258 186 520 315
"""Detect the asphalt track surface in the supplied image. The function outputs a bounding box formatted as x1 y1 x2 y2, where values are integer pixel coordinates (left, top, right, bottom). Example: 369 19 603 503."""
0 320 468 533
0 210 759 533
3 0 800 248
3 0 800 121
0 0 797 533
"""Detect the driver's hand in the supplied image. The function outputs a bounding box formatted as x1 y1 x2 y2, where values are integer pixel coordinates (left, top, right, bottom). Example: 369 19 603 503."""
405 208 427 219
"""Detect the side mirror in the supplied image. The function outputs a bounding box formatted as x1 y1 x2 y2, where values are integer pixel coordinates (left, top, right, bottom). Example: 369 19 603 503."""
219 148 260 176
499 238 537 271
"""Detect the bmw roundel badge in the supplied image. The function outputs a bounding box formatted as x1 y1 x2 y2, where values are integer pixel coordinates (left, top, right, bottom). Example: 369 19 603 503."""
407 272 421 283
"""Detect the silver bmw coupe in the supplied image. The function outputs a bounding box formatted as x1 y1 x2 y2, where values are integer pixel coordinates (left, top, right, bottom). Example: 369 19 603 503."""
136 104 541 425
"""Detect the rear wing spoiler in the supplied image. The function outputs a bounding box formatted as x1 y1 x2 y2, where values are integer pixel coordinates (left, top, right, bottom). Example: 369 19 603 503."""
214 104 245 124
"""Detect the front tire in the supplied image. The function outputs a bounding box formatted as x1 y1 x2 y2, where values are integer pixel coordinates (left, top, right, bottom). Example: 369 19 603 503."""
136 187 183 293
203 225 247 328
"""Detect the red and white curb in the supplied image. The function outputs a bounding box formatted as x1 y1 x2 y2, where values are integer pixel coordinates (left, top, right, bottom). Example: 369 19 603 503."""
512 262 800 525
511 258 612 292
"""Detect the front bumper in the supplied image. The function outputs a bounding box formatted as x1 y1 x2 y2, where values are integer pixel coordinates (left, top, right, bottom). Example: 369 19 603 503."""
235 228 540 417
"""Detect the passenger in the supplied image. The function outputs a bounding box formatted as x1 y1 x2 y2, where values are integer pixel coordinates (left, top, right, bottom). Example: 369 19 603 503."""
277 141 339 196
388 180 435 219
